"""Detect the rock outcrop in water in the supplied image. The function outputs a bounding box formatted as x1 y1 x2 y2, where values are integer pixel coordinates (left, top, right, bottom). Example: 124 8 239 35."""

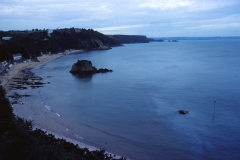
179 110 188 114
69 60 112 75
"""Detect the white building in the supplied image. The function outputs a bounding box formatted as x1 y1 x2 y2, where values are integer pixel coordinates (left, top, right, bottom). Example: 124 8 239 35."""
75 28 82 33
2 37 12 40
47 29 53 36
13 53 22 60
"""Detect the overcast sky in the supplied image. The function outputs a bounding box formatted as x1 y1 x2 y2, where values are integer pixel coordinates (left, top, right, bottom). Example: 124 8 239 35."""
0 0 239 37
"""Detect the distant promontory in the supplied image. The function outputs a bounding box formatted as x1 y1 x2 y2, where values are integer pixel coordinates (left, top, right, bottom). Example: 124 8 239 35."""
108 35 150 44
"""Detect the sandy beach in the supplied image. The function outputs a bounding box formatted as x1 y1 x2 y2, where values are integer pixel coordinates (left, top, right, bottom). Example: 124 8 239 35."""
1 50 121 158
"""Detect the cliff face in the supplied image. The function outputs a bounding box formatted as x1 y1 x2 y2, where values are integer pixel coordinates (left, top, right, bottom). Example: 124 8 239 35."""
109 35 149 44
78 38 110 50
0 28 122 60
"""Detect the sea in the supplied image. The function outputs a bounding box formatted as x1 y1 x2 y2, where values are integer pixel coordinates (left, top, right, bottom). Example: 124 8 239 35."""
32 38 240 160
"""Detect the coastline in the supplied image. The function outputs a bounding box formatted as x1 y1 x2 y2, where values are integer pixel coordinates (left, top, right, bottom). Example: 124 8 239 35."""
0 49 82 92
1 49 122 158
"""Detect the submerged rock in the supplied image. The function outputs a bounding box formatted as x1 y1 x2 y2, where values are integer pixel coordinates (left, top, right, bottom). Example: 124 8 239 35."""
179 110 188 114
97 68 113 73
69 60 112 75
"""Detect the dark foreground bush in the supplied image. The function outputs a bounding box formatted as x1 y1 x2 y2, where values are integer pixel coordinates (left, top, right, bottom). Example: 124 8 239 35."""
0 85 125 160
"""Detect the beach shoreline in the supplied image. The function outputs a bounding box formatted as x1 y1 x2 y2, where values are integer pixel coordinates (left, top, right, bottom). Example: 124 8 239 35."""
0 49 83 92
1 49 122 158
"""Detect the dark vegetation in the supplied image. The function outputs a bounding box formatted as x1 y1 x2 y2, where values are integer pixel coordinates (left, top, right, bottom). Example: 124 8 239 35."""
0 85 125 160
0 28 121 61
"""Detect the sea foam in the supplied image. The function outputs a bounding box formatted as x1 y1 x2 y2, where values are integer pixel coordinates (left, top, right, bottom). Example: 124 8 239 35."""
45 105 51 110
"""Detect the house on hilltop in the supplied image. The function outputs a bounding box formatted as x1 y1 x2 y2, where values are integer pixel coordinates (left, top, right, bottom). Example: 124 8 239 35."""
1 37 12 44
2 37 12 41
74 28 82 33
47 29 53 36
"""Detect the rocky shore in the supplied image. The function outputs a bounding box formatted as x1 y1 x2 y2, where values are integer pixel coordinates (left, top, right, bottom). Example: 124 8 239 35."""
0 50 82 91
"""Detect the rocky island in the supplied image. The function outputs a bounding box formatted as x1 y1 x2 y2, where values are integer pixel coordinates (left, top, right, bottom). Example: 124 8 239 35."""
69 60 112 75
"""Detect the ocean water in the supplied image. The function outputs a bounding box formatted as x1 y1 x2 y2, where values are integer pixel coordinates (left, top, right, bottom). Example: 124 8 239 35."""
32 39 240 160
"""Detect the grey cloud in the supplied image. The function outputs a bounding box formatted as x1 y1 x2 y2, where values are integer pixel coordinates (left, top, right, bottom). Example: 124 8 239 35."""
0 0 239 36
